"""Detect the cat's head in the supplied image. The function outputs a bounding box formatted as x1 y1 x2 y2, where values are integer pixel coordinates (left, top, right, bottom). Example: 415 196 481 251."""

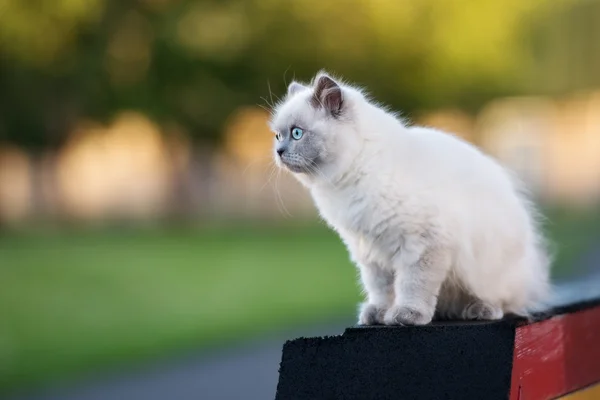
269 71 361 178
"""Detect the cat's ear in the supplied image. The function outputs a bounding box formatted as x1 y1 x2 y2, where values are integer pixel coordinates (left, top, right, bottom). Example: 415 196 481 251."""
311 73 343 116
287 81 307 96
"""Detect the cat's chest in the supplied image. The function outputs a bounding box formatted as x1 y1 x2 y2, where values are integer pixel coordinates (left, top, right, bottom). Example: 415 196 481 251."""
311 186 375 234
312 186 403 265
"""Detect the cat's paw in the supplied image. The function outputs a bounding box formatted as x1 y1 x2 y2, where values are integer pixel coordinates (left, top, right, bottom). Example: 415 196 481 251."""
462 301 504 320
358 303 387 325
384 305 433 326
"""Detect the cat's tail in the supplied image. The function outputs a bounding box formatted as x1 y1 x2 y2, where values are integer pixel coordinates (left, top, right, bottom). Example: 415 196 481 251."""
509 231 555 322
506 172 555 321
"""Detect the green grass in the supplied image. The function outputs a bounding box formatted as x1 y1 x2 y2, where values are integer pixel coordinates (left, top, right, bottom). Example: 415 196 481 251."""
0 223 360 393
0 207 599 393
542 206 600 279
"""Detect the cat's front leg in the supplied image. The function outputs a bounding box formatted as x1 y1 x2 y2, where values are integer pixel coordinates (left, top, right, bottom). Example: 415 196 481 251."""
384 242 451 326
357 263 395 325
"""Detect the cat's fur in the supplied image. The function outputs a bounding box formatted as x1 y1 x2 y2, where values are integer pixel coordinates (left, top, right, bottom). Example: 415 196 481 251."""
270 71 551 325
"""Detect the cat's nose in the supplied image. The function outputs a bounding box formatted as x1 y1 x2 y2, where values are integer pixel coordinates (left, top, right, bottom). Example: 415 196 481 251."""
277 148 285 157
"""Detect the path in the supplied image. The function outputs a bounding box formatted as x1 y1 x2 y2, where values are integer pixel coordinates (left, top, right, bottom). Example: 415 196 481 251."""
6 320 352 400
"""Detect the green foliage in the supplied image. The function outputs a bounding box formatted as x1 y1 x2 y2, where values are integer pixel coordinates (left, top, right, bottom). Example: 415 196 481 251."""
0 0 595 149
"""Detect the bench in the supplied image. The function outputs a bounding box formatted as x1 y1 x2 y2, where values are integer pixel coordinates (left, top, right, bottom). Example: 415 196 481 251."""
275 273 600 399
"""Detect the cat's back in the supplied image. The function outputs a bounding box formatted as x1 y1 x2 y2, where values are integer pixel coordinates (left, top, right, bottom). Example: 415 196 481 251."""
404 126 486 166
386 125 526 234
398 126 512 190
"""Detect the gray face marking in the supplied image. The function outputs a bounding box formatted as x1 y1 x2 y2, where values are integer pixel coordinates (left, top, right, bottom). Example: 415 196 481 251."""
273 122 325 174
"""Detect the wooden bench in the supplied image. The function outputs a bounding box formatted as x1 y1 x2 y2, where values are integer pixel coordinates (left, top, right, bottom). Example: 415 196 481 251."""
275 274 600 400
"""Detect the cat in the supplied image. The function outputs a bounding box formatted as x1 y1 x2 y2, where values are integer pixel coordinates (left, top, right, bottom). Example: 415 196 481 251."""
269 71 551 325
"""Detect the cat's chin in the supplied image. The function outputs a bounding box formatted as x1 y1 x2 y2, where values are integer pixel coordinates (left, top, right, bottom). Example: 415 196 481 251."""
281 163 309 174
277 158 311 174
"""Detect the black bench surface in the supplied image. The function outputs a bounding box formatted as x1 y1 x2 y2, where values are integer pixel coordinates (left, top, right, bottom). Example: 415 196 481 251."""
275 270 600 400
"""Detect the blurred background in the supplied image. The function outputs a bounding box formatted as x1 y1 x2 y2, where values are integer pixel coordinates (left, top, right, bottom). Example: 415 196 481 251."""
1 0 600 399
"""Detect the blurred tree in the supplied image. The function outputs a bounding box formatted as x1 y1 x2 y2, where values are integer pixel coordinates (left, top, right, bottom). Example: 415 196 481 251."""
0 0 594 152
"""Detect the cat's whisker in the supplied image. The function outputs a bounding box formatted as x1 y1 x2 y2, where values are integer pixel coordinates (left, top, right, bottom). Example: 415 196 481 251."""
242 154 273 177
267 80 281 109
273 169 289 217
270 171 283 215
296 155 336 188
311 163 337 188
257 103 272 114
273 168 293 218
307 163 334 188
267 80 275 107
259 161 279 194
259 96 274 111
283 65 292 87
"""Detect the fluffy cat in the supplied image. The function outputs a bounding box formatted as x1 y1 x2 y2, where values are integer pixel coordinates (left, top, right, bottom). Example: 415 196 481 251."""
269 71 551 325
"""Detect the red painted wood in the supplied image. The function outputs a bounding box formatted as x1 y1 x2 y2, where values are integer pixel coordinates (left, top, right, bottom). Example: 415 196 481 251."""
510 306 600 400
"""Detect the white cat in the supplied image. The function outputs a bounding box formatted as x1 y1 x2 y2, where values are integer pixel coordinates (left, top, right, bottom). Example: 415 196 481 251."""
270 71 551 325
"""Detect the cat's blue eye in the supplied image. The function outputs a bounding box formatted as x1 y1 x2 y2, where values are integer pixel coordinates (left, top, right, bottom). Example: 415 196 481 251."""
275 132 281 141
291 127 304 140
